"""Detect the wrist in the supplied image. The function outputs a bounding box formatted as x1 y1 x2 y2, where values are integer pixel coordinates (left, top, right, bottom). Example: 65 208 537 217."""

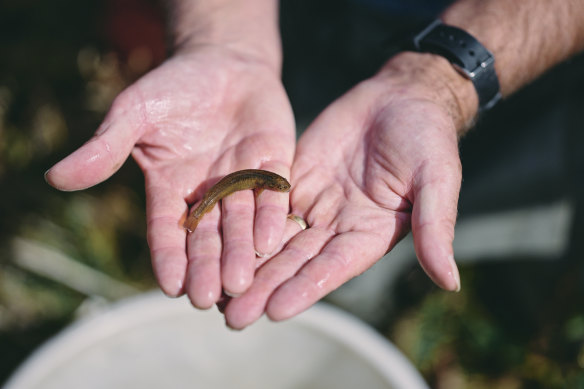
166 0 282 73
378 51 479 134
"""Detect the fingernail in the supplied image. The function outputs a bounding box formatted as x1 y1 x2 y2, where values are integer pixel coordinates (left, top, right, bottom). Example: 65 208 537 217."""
448 255 461 292
161 278 185 298
43 169 50 184
94 122 110 136
223 289 241 298
255 250 271 258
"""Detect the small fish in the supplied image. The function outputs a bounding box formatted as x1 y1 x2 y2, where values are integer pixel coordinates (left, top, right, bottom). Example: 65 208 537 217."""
184 169 291 232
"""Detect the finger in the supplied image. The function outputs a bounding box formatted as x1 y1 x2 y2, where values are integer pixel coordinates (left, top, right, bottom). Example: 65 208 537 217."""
265 231 388 322
223 227 334 329
255 214 311 267
220 189 256 296
146 179 189 297
45 98 143 191
411 164 462 292
185 204 223 309
253 160 291 257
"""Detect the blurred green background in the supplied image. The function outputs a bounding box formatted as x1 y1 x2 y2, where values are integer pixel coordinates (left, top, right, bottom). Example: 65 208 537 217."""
1 1 584 388
0 0 160 382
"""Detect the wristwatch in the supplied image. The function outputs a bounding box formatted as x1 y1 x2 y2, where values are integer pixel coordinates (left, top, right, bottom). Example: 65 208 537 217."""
411 19 502 111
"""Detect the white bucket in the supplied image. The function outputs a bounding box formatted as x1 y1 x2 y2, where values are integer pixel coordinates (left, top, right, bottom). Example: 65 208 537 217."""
4 291 428 389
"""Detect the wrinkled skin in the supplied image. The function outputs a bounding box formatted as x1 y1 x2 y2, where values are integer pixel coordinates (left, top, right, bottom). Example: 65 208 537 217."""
46 47 296 306
46 47 463 328
223 70 462 329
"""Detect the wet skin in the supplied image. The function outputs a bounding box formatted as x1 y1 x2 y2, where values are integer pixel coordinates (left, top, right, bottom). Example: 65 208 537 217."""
184 169 291 232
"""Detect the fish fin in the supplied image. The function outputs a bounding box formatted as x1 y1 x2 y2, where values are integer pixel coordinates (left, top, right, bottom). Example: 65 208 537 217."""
254 188 265 198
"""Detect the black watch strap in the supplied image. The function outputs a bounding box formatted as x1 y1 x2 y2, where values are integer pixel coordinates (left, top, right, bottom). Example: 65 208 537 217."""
412 20 501 111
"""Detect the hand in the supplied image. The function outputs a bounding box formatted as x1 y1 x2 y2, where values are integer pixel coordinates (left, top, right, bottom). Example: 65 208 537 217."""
223 52 470 329
45 46 296 306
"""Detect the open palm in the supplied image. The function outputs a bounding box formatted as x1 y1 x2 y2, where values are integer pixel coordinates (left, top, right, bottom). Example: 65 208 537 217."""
46 47 296 306
224 70 463 329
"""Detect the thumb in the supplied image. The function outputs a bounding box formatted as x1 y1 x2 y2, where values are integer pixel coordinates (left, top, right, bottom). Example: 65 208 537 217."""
411 161 462 292
45 100 143 191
